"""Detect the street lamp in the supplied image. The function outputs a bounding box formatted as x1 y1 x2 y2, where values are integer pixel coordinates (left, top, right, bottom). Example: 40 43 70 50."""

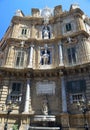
77 97 90 130
4 109 12 130
4 102 13 130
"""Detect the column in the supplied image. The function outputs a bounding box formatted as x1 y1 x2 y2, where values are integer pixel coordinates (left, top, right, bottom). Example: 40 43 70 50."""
28 45 34 68
61 76 67 112
24 79 31 113
58 42 64 66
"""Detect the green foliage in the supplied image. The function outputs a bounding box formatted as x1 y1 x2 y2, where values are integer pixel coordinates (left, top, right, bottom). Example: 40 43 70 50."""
12 124 18 130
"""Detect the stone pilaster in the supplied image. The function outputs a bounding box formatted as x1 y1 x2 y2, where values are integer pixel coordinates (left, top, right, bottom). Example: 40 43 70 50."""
28 45 34 68
61 76 67 112
24 79 31 113
58 42 64 66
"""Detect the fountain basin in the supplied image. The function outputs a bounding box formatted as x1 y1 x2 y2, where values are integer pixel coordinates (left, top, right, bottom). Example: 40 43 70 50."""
34 115 56 122
29 126 60 130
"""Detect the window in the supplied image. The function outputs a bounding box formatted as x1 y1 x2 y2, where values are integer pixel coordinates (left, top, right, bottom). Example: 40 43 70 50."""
67 47 77 64
12 83 21 93
10 83 22 102
66 23 72 31
67 80 86 93
15 51 24 67
67 80 86 103
21 28 27 35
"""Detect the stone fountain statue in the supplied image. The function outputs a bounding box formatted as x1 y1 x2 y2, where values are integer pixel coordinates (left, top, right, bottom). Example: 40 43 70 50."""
42 99 48 115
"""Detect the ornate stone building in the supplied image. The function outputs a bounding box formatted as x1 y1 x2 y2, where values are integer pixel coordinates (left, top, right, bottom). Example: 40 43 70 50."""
0 4 90 130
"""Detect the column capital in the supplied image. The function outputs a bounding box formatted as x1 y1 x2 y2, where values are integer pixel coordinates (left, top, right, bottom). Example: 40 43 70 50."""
58 41 62 45
59 70 64 76
30 44 34 48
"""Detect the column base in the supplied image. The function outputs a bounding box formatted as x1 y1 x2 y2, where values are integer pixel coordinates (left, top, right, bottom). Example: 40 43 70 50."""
27 65 33 68
59 63 64 67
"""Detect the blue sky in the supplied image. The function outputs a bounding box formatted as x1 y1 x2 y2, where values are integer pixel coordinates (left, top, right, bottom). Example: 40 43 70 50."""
0 0 90 40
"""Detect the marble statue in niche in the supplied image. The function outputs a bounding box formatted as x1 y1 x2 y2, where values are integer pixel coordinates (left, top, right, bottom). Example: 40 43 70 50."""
42 49 49 65
41 44 50 65
42 26 50 39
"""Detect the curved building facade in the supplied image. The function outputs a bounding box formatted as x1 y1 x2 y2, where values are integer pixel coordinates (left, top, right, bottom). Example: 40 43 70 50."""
0 4 90 130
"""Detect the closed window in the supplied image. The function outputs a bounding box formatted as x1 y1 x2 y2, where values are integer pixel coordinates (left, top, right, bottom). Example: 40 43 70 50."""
12 83 21 93
66 23 72 31
67 47 77 64
21 28 27 35
15 51 24 67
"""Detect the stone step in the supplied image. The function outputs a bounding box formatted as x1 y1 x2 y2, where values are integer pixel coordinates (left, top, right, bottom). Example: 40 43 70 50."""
29 126 60 130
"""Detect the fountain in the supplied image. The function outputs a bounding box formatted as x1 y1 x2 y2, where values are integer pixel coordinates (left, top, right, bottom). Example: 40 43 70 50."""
29 98 60 130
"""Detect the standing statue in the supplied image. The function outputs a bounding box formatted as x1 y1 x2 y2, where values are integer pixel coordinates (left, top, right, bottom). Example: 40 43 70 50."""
43 26 49 39
42 50 49 65
42 99 48 115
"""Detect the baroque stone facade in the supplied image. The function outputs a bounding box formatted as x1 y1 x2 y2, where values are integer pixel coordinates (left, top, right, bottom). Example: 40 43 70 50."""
0 4 90 130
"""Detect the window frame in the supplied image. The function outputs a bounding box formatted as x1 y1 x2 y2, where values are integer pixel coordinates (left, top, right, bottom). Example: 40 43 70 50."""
66 23 72 32
67 47 77 65
9 82 22 103
15 50 25 68
21 28 27 35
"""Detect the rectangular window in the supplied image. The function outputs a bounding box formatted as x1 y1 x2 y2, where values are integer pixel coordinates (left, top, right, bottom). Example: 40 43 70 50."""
12 83 21 93
10 83 22 102
67 47 77 64
66 23 72 31
67 80 86 103
21 28 27 35
67 80 86 93
16 51 24 67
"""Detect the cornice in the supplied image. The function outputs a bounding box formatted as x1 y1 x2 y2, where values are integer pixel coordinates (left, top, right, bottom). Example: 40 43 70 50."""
11 16 43 25
0 62 90 78
4 30 89 47
11 8 84 26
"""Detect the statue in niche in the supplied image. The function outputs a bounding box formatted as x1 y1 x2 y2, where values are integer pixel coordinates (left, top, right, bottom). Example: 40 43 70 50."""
67 37 72 43
41 44 50 65
42 50 49 65
42 99 48 115
42 26 50 39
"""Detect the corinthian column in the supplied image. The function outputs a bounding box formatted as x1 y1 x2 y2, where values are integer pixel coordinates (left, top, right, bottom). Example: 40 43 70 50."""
24 79 31 113
58 42 64 66
28 45 34 68
61 76 67 112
